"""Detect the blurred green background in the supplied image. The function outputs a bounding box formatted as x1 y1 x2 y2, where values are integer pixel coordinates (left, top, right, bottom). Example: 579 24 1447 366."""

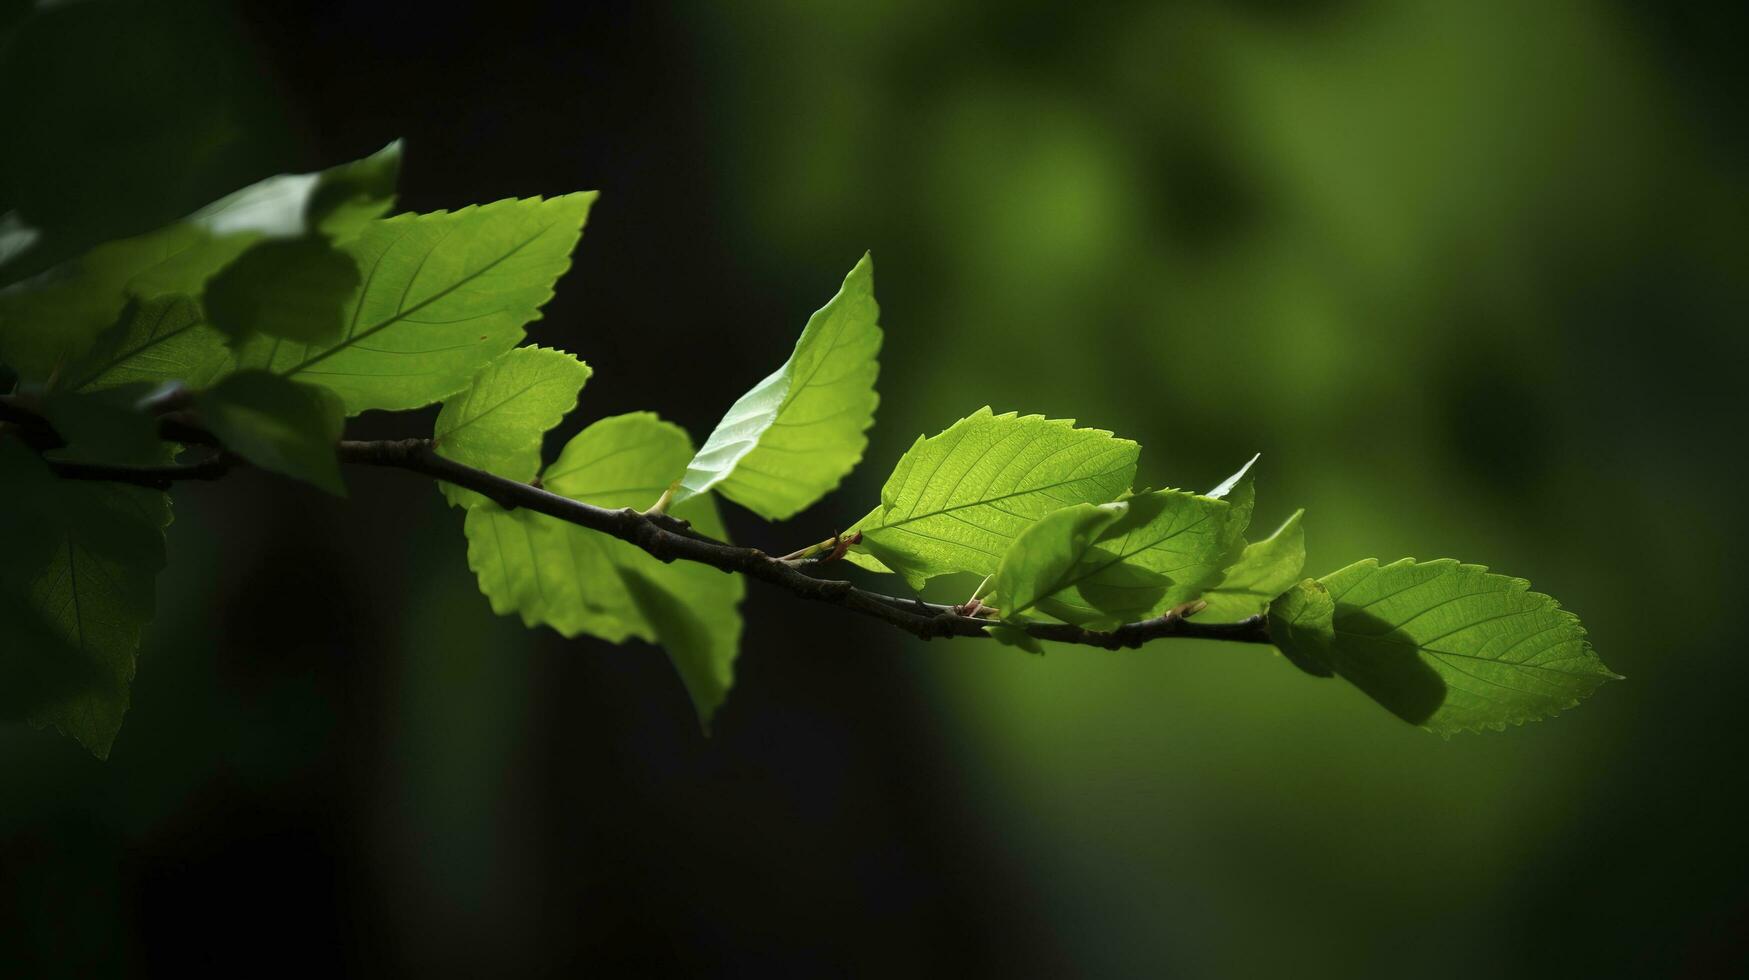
3 0 1745 975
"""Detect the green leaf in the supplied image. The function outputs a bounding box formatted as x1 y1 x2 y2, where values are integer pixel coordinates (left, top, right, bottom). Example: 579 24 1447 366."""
1197 509 1307 622
1206 452 1259 500
988 501 1172 631
0 2 366 283
0 145 401 381
221 193 598 414
433 346 592 509
0 225 238 380
192 139 401 242
1312 558 1618 735
1203 452 1258 541
203 237 362 344
1088 486 1250 609
844 408 1140 588
0 440 172 758
463 413 745 729
0 593 102 727
990 484 1247 631
1266 578 1337 678
673 252 881 519
194 371 346 495
63 294 229 393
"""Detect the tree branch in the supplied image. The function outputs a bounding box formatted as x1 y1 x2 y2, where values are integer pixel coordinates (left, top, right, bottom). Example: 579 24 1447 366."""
0 394 1273 651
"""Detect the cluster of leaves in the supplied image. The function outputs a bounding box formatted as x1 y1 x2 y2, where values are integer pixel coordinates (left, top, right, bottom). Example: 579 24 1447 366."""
0 141 1616 759
838 412 1617 735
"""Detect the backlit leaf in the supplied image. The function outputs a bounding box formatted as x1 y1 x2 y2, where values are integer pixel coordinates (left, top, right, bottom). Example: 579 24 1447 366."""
988 501 1170 637
464 413 744 729
433 346 592 509
0 145 400 381
192 139 401 242
674 252 880 519
222 194 597 413
0 224 242 380
1312 558 1618 735
203 237 362 345
845 408 1139 588
64 294 229 393
1197 509 1307 622
989 484 1249 639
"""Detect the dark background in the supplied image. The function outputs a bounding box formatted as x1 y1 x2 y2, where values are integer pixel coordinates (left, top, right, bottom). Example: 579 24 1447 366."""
3 0 1747 975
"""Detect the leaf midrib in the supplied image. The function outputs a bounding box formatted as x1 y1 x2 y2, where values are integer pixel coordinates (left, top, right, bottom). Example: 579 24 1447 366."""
281 218 555 377
865 459 1133 534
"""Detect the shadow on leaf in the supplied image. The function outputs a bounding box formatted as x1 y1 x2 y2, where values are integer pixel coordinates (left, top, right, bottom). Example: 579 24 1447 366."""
1326 608 1448 726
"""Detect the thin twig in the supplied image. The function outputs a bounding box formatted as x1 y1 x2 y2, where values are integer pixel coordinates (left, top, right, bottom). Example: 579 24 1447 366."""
0 394 1274 651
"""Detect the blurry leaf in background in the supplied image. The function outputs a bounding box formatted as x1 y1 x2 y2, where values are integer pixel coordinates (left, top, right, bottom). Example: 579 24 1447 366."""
466 413 744 727
0 144 400 383
0 440 170 758
696 0 1726 968
675 252 881 520
64 295 227 394
195 371 346 496
1198 509 1306 622
433 345 592 509
0 0 1740 970
1316 558 1618 736
203 238 362 345
0 0 296 284
223 193 598 414
846 408 1140 588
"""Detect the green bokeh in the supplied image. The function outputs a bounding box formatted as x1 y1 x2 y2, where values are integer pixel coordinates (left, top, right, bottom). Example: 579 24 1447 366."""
4 0 1744 973
695 0 1745 973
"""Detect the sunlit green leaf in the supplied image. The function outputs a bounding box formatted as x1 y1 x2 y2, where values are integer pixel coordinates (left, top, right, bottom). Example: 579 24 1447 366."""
221 194 597 413
1091 487 1250 608
64 294 229 393
464 413 744 729
192 139 401 242
674 252 880 519
1207 452 1259 501
1197 509 1307 622
1310 558 1618 735
988 483 1251 643
195 371 346 495
0 145 401 381
203 237 362 345
433 345 591 509
845 408 1140 588
0 225 240 380
989 501 1171 634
